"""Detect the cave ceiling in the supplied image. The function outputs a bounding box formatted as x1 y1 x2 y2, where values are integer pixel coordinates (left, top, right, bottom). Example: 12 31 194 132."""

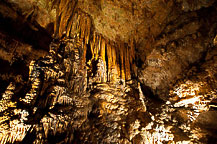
0 0 217 143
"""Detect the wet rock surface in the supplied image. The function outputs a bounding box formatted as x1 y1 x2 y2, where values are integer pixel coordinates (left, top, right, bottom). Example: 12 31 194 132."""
0 0 217 143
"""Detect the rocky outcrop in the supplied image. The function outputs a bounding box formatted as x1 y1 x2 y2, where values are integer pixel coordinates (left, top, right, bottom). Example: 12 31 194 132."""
138 5 217 100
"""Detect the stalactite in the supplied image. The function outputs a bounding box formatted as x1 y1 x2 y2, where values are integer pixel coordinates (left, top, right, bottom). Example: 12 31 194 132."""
95 34 99 61
115 44 121 81
53 0 77 39
118 43 125 81
111 44 119 82
58 0 70 36
106 43 111 82
129 37 136 77
80 17 85 39
68 13 78 38
85 17 91 45
125 46 131 81
100 38 106 62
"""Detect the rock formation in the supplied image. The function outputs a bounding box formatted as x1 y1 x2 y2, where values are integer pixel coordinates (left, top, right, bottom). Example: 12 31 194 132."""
0 0 217 143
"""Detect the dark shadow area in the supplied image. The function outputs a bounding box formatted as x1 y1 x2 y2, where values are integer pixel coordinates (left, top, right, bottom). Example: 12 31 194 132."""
0 12 52 51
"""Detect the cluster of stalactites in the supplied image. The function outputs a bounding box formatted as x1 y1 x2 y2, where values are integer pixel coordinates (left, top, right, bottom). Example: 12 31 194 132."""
53 0 78 39
55 9 136 84
89 33 136 83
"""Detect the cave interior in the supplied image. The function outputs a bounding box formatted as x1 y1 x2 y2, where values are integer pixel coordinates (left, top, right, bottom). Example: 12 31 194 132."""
0 0 217 143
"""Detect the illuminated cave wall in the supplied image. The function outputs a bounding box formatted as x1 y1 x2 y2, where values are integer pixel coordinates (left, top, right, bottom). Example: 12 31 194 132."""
0 0 217 143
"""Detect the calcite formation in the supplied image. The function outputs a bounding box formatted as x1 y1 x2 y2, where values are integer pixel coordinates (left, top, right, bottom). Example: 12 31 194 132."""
0 0 217 143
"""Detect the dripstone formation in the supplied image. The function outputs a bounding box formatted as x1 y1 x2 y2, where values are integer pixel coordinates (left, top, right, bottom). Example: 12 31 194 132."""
0 0 217 143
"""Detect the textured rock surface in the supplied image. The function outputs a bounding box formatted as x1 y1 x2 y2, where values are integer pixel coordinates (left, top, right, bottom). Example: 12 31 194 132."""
0 0 217 143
